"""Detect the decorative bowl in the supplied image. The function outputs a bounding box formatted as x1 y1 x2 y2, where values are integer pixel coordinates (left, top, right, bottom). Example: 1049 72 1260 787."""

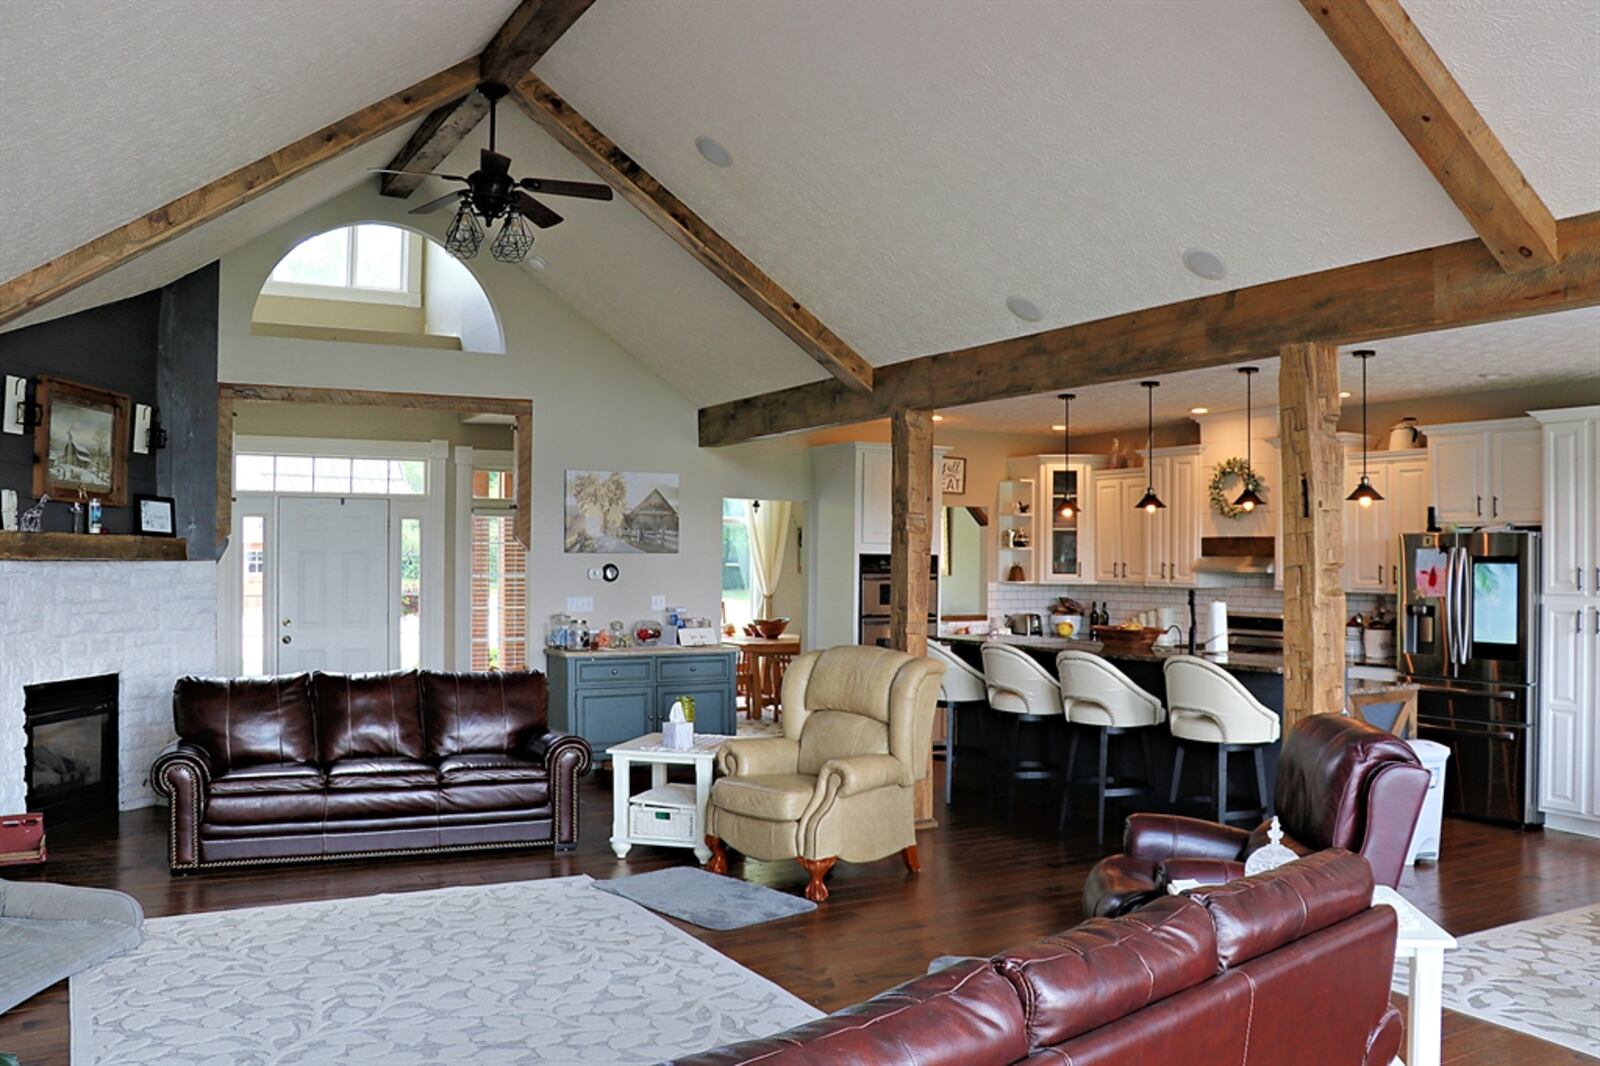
1092 625 1163 653
750 617 790 639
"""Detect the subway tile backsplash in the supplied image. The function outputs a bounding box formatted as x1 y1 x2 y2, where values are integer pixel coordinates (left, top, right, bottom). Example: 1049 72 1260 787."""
983 581 1391 645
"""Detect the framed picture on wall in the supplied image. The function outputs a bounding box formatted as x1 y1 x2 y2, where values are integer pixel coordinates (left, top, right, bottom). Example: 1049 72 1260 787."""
940 456 967 495
32 376 131 506
135 494 177 537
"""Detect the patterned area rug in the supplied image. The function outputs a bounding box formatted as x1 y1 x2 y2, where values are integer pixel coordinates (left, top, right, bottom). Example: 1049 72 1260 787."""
71 875 820 1065
735 709 783 738
1394 902 1600 1056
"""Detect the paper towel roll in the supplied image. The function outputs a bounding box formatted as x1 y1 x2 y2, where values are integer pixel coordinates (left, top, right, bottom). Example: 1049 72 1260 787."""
1206 601 1228 654
1155 606 1183 647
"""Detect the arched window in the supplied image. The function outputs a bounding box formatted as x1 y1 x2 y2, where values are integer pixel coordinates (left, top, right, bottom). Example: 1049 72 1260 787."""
253 223 504 353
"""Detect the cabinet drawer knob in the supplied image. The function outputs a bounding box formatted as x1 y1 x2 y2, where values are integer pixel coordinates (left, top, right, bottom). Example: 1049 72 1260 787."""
610 668 619 675
689 665 697 672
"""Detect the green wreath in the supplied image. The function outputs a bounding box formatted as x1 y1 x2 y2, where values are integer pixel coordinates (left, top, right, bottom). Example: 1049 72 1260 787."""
1209 457 1266 519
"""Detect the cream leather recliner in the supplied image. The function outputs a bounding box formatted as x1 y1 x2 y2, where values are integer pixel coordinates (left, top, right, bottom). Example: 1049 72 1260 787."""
705 645 945 902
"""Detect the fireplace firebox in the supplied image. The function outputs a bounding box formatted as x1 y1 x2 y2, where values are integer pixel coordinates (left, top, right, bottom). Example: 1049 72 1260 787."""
23 674 119 824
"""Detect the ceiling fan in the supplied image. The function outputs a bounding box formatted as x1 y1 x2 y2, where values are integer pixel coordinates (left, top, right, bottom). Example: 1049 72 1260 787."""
370 82 613 263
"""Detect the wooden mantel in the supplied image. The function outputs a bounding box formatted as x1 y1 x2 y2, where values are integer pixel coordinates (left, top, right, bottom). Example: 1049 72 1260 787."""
0 532 189 562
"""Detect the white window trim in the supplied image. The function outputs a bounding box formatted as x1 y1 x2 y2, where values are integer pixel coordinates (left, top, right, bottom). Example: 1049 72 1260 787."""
454 446 522 671
262 227 423 307
223 436 447 673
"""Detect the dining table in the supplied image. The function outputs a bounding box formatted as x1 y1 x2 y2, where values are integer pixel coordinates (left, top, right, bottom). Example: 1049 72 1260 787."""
727 634 801 720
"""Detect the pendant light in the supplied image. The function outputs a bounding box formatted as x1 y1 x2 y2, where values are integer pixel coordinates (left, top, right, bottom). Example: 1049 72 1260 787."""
1346 349 1385 508
1233 367 1266 513
1056 392 1079 519
1134 381 1166 513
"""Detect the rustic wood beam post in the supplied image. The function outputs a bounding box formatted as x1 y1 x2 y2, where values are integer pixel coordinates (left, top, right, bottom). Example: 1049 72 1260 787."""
1278 342 1347 731
890 408 936 826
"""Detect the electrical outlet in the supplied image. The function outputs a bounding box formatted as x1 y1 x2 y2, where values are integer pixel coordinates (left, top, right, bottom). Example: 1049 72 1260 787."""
651 595 667 611
566 596 594 612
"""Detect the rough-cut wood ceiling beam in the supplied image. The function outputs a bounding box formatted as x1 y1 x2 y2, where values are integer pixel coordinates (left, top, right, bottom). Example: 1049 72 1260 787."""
379 0 594 198
1302 0 1558 272
510 74 876 395
0 60 479 330
698 210 1600 446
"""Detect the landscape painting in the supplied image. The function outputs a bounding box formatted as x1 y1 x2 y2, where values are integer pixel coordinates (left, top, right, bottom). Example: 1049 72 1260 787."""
33 377 131 505
564 470 680 554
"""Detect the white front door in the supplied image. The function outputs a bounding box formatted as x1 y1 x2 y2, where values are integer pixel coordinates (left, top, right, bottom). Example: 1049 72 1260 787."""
277 496 391 673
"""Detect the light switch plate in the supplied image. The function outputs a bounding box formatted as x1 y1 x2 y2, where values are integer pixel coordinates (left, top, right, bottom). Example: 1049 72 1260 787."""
651 595 667 610
2 376 24 435
566 596 594 612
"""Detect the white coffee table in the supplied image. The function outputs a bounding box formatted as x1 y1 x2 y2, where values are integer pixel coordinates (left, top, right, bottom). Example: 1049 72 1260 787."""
606 733 732 864
1373 885 1457 1066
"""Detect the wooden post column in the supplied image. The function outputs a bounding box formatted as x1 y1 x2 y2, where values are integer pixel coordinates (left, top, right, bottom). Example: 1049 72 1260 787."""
890 408 937 826
1278 342 1348 731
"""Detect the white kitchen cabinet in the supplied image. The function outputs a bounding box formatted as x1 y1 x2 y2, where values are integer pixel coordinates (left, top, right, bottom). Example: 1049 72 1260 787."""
1423 418 1542 527
1091 471 1152 584
1538 598 1592 817
1530 407 1600 837
1001 455 1105 583
1148 449 1202 586
857 447 893 551
1341 451 1427 594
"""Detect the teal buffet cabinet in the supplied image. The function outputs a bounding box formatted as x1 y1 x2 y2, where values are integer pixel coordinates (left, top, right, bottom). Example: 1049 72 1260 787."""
546 646 738 755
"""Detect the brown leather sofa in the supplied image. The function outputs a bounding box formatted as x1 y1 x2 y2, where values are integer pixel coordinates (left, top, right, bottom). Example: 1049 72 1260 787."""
149 670 591 872
669 850 1402 1065
1083 713 1429 918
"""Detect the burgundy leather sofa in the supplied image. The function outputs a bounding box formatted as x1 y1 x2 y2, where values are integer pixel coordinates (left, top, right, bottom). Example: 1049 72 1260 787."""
1084 713 1429 918
149 670 591 872
670 850 1402 1066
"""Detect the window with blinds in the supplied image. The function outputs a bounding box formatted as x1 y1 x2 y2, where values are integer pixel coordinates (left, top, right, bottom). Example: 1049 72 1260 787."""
470 469 526 671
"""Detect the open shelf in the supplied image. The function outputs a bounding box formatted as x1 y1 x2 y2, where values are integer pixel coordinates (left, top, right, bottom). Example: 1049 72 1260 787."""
0 532 189 562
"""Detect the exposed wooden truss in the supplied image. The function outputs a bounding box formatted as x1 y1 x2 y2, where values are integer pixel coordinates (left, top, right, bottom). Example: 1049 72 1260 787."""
0 61 479 330
698 209 1600 446
1301 0 1558 272
510 74 877 395
379 0 594 198
216 384 533 549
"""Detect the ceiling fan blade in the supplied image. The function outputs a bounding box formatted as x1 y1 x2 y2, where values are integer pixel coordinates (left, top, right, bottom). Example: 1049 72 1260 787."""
518 177 614 201
409 191 464 215
515 192 563 229
368 168 470 181
480 149 513 176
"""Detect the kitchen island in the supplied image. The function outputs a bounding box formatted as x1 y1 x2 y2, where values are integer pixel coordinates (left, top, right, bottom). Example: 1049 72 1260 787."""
938 633 1285 824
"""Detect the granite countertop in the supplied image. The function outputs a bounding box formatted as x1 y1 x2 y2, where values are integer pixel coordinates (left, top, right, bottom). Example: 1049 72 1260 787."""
941 632 1285 675
545 643 737 657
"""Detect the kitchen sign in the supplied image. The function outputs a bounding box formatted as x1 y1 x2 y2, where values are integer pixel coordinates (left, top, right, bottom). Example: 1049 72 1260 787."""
940 456 967 494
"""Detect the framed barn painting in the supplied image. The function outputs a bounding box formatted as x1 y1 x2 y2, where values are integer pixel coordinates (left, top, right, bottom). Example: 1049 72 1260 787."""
32 377 131 506
564 470 680 554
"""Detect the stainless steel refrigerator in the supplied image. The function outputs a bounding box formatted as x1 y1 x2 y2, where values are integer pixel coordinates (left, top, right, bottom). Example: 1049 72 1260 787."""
1398 531 1542 826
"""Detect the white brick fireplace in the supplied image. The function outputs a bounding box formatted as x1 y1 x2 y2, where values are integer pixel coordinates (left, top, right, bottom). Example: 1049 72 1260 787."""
0 560 217 813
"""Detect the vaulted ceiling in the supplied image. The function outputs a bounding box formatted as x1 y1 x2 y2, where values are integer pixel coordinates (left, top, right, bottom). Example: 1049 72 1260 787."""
2 0 1596 412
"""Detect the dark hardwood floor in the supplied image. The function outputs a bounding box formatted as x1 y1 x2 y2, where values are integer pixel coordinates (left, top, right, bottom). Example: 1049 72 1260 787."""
3 765 1598 1065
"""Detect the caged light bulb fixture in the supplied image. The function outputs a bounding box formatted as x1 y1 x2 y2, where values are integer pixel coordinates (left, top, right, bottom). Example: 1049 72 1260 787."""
491 211 536 264
1346 350 1385 508
1057 392 1079 520
1233 367 1266 513
444 199 484 260
1134 381 1166 513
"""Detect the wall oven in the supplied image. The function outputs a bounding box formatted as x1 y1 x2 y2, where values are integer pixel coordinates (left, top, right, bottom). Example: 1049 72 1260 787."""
859 554 939 647
1398 531 1542 826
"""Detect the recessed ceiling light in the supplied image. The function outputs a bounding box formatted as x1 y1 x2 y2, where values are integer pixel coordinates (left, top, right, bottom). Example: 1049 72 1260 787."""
524 254 547 272
1339 390 1352 399
695 136 732 167
1189 406 1209 415
1051 423 1066 432
1007 296 1043 322
1182 248 1227 281
931 414 945 422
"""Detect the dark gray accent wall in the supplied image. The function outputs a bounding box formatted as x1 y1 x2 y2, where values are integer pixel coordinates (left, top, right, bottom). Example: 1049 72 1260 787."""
157 263 220 559
0 264 220 551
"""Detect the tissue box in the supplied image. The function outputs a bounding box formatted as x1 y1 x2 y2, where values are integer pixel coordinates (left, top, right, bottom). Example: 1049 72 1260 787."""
662 720 695 750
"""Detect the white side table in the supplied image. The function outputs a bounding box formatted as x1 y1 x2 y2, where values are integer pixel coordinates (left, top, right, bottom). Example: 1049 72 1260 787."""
607 733 731 864
1373 885 1458 1066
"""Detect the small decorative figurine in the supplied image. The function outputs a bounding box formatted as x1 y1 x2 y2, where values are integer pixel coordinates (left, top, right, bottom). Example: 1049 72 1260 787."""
19 494 47 533
1244 816 1299 876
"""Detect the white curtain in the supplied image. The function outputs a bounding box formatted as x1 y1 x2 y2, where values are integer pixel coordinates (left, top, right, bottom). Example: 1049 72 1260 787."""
746 499 792 619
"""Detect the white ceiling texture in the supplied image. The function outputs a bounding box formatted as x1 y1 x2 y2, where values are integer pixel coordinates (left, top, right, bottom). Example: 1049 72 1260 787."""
2 0 1596 417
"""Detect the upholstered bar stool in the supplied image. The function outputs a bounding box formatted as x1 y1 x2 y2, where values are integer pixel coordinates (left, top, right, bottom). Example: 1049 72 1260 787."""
980 643 1065 818
927 641 990 806
1163 655 1281 825
1055 650 1165 846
